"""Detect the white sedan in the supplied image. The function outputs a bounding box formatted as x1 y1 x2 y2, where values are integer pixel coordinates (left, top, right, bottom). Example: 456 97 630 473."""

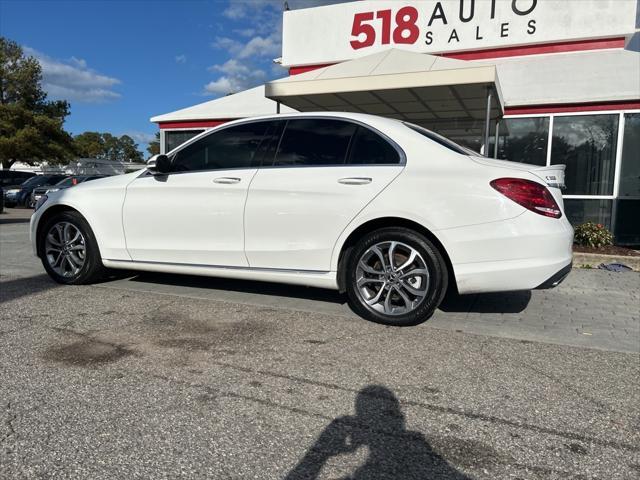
30 113 573 326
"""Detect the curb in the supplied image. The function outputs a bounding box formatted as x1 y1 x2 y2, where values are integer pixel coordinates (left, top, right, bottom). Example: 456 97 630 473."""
572 252 640 271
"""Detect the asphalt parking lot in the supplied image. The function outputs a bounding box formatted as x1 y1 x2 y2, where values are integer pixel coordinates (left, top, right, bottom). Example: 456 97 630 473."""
1 207 639 479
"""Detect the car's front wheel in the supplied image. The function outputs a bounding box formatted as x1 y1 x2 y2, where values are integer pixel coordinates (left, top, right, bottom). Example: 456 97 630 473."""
345 227 448 326
38 211 106 284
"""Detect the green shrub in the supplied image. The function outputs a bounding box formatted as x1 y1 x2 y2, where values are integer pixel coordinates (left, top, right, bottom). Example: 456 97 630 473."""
574 222 614 248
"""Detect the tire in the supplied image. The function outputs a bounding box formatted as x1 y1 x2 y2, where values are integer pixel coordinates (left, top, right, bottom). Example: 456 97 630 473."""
38 210 107 285
345 227 448 326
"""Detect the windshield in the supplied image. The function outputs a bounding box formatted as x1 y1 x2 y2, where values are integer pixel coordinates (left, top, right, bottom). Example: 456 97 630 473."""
404 123 482 157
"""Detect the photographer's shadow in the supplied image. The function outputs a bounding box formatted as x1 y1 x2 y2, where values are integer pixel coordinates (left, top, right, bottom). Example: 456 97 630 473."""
285 386 470 480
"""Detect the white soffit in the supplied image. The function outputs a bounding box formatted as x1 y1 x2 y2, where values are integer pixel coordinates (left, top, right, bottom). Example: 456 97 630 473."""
150 85 297 123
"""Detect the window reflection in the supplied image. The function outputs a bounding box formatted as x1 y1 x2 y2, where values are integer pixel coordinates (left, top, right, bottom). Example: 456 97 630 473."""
551 115 619 195
165 130 204 153
619 113 640 198
493 117 549 166
564 199 613 230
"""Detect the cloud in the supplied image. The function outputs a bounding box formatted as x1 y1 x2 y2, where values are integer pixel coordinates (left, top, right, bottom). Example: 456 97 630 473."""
24 47 121 103
222 0 280 20
175 54 187 64
211 36 243 55
237 33 281 59
204 1 353 97
127 131 157 145
204 59 266 95
233 28 257 37
204 77 243 95
208 58 250 75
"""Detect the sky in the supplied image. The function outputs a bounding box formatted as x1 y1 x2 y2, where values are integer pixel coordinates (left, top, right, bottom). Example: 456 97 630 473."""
0 0 346 153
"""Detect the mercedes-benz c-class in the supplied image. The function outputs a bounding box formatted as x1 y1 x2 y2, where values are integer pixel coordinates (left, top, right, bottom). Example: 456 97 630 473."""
31 113 573 325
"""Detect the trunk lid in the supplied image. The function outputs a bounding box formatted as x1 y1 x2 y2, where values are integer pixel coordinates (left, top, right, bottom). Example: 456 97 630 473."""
469 156 565 189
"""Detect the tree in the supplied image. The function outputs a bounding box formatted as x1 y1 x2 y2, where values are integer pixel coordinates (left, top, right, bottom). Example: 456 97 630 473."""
73 131 144 163
147 132 160 156
73 131 104 158
0 37 74 169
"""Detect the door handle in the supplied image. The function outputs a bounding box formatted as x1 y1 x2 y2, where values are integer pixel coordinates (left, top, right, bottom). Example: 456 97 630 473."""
338 177 372 185
213 177 241 184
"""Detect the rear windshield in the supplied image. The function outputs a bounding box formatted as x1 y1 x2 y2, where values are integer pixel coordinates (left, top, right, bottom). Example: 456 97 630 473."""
55 177 75 187
404 123 480 156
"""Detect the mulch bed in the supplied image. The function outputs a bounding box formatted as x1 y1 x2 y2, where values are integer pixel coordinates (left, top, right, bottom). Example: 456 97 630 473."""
573 245 640 257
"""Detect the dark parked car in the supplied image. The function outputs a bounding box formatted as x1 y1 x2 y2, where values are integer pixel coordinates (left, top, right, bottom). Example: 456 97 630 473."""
3 174 67 208
31 175 107 207
0 186 4 214
0 170 36 190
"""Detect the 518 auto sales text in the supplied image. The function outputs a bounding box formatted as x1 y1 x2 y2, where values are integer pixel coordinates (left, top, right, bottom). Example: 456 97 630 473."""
350 0 538 50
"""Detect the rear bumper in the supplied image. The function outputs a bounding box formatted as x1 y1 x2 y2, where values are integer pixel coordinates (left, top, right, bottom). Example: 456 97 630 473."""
535 262 572 289
442 211 574 294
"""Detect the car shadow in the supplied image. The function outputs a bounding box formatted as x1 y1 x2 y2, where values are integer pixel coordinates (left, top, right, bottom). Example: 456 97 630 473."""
126 272 348 305
0 217 31 225
124 273 532 316
285 385 470 479
0 274 60 304
439 290 532 314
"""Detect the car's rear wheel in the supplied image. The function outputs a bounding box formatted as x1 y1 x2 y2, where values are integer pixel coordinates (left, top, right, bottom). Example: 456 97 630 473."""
38 211 106 284
345 227 448 326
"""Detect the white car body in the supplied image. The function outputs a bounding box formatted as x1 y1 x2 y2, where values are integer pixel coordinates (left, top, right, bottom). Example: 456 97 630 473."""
30 112 573 294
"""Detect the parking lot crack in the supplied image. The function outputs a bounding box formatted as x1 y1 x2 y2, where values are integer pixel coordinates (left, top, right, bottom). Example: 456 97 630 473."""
208 360 639 453
2 401 17 445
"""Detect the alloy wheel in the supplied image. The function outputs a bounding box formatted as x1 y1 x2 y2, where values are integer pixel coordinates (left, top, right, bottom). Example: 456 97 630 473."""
44 221 87 278
355 241 430 316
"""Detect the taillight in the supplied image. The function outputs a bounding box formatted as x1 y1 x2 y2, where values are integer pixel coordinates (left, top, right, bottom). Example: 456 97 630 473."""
490 177 562 219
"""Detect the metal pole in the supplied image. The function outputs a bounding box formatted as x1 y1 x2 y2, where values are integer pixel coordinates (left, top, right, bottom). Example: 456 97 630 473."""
277 101 281 114
493 120 500 158
484 87 492 157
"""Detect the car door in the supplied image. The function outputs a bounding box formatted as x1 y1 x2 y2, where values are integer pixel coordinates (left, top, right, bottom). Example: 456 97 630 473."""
244 118 405 271
122 121 269 266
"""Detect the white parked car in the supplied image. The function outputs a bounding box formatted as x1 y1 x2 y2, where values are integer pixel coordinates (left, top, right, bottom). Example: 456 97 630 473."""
30 113 573 326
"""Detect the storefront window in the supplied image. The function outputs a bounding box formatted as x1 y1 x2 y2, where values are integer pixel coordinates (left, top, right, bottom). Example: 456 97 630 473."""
550 115 619 195
563 199 613 230
493 117 549 166
165 130 204 153
619 113 640 197
614 199 640 245
420 118 488 154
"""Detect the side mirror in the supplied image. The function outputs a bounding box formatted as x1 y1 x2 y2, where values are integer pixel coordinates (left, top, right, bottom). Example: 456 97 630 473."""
147 154 170 174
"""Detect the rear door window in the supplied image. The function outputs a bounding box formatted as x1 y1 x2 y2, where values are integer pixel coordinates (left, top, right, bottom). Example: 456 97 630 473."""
347 126 401 165
273 119 356 167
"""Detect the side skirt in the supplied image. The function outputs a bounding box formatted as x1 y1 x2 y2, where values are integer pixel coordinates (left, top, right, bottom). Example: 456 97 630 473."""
102 259 340 290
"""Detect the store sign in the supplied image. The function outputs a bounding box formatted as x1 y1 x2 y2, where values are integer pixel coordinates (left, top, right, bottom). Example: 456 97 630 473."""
281 0 638 67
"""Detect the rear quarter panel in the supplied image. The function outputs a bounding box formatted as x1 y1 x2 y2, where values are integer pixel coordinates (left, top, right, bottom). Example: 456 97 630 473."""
330 125 530 270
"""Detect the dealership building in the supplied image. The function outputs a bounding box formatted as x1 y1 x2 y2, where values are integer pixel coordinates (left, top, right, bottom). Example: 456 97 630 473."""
152 0 640 245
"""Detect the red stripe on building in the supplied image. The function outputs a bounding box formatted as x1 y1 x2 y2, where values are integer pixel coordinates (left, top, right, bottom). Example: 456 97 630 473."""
287 37 627 75
443 37 626 60
289 63 335 76
505 100 640 115
158 119 235 129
